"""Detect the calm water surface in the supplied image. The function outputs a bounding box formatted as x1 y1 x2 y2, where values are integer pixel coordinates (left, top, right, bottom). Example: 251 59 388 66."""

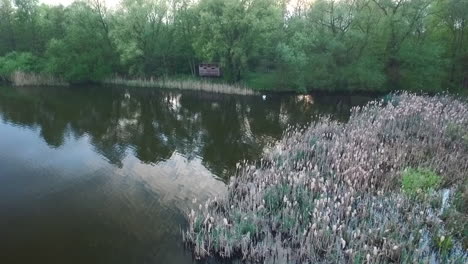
0 85 373 263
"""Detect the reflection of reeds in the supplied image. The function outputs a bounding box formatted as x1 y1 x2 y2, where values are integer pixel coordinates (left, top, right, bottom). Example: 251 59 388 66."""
184 93 468 263
104 76 255 95
11 71 68 86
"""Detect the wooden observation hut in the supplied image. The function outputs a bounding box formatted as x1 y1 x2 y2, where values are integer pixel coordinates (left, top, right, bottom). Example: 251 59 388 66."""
198 63 221 77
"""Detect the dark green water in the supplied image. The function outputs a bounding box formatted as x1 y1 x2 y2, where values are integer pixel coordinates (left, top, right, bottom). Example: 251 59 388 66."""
0 85 373 263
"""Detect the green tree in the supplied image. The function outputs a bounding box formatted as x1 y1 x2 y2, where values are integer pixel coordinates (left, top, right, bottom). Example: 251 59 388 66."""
0 0 16 55
430 0 468 91
45 1 117 82
0 51 42 80
194 0 282 82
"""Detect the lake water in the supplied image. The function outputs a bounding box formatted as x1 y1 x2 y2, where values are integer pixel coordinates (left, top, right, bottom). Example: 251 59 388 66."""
0 85 373 263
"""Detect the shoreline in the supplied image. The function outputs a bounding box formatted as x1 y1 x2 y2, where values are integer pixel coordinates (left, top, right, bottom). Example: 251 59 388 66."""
2 72 466 98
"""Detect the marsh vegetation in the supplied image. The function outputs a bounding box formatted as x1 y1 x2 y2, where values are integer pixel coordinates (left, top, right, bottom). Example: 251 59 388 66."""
104 76 255 95
184 93 468 263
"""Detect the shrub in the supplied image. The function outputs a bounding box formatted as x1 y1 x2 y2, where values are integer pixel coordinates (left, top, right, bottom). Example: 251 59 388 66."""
0 52 43 80
245 72 282 91
401 168 441 196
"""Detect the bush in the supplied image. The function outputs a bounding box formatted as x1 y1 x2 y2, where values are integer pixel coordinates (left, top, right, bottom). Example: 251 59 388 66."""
245 72 283 91
0 52 43 80
401 168 441 196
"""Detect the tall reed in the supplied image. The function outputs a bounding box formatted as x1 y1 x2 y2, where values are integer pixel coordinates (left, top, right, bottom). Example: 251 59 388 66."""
104 76 255 95
184 93 468 263
11 71 68 86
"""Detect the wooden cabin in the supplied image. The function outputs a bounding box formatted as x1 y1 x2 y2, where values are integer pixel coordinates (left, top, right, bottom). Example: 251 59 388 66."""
198 63 221 77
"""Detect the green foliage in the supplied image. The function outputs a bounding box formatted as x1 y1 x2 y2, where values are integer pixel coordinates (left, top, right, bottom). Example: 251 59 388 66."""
449 181 468 248
441 207 468 249
264 184 291 213
280 214 295 232
401 168 441 196
237 217 256 236
446 123 467 143
462 134 468 146
0 0 467 90
429 192 443 210
194 0 281 82
398 40 445 92
44 2 115 82
193 216 203 233
433 234 454 255
245 72 281 91
453 181 468 213
0 52 42 79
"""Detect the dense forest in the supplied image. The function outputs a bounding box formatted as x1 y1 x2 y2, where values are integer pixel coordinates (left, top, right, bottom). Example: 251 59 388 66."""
0 0 467 92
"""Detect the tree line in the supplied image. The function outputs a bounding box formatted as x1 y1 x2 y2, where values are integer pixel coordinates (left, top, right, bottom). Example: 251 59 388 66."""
0 0 467 92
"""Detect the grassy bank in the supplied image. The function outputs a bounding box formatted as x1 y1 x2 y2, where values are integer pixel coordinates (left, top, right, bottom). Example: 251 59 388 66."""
104 76 256 96
184 93 468 263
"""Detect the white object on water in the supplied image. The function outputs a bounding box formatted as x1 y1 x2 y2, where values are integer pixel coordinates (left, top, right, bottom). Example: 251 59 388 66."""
262 95 267 100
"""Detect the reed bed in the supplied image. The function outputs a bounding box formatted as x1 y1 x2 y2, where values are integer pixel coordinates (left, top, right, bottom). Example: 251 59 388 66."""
184 93 468 263
104 76 255 95
11 71 68 86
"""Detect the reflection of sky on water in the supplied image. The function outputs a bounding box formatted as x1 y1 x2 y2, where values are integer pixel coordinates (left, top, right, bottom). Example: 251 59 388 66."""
0 116 218 264
0 118 225 211
0 86 374 263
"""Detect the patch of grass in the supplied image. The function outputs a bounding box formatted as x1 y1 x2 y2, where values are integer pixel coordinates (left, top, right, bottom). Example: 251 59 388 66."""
444 181 468 248
401 168 441 197
441 208 468 249
463 134 468 146
194 216 203 233
433 234 454 255
233 213 257 237
264 184 291 213
238 220 256 236
453 181 468 213
429 192 443 210
280 214 295 232
446 123 465 141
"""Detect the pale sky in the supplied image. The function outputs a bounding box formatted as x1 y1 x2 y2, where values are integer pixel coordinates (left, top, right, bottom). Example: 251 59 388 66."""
39 0 120 8
38 0 309 13
39 0 74 6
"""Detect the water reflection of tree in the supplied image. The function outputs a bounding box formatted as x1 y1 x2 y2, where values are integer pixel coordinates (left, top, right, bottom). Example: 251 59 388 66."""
0 86 370 178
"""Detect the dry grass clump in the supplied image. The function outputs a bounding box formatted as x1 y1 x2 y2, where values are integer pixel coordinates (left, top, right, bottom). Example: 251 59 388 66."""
184 93 468 263
11 71 68 86
104 76 255 95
